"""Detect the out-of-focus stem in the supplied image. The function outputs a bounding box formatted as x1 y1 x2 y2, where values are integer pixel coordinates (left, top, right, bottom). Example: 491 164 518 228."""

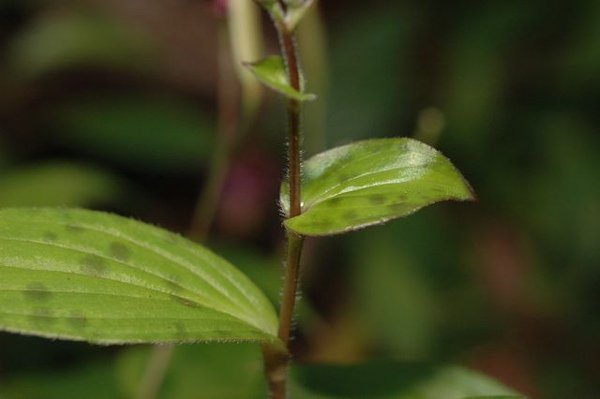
137 20 239 399
190 22 238 240
135 345 175 399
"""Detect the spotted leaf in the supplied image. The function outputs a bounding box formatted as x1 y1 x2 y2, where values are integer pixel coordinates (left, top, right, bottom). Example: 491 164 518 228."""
0 208 280 346
281 138 475 236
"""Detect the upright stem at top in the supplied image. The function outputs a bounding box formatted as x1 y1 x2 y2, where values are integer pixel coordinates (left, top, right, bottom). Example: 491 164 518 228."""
280 26 302 220
263 19 306 399
277 19 304 351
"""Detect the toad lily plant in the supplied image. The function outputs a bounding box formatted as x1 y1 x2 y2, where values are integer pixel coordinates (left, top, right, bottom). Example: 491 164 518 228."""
0 1 525 399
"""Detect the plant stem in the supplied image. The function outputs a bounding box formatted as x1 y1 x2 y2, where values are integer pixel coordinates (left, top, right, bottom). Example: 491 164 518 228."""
136 20 238 399
190 21 238 241
282 34 302 218
135 345 175 399
263 22 306 399
278 232 304 346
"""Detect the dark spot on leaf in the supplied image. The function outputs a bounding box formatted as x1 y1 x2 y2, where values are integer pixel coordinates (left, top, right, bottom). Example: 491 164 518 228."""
166 279 184 292
174 322 187 340
29 308 56 326
65 224 85 234
80 255 108 276
170 295 200 309
337 173 351 183
109 242 132 262
43 232 58 242
369 194 386 205
67 312 88 329
395 194 408 202
24 283 52 301
328 197 343 206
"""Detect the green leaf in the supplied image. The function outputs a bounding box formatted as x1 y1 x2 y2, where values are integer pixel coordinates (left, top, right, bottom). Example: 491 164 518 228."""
463 397 524 399
54 95 215 173
0 162 125 207
0 208 280 346
8 11 154 78
1 360 121 399
117 344 267 399
281 138 474 236
244 56 317 101
291 362 522 398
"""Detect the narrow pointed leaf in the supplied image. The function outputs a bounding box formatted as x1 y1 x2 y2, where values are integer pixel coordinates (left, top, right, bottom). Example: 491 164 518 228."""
281 138 474 236
0 208 280 346
244 56 317 101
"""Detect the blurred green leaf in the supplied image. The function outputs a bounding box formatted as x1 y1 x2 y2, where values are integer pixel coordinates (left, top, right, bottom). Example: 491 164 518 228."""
281 138 474 236
325 3 415 144
0 162 124 207
244 56 317 101
349 221 439 358
292 362 521 398
560 2 600 89
2 345 521 399
8 10 154 78
297 3 329 155
0 207 280 345
463 396 524 399
117 344 267 399
54 96 214 173
441 3 535 154
1 344 267 399
1 361 121 399
347 210 488 359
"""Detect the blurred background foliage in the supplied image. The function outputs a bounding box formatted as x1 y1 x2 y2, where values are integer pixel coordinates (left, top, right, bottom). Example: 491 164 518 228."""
0 0 599 398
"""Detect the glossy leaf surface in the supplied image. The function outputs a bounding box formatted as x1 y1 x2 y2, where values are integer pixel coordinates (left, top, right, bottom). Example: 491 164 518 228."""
281 138 474 236
244 56 317 101
0 208 279 345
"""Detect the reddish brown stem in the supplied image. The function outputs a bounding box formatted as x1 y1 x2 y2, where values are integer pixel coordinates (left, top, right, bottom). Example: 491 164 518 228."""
263 23 306 399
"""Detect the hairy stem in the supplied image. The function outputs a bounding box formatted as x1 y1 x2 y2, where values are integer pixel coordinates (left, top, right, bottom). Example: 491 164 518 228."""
263 22 306 399
137 21 238 399
278 232 304 346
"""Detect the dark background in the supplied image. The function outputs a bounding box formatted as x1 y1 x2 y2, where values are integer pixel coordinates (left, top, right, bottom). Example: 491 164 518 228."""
0 0 599 398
